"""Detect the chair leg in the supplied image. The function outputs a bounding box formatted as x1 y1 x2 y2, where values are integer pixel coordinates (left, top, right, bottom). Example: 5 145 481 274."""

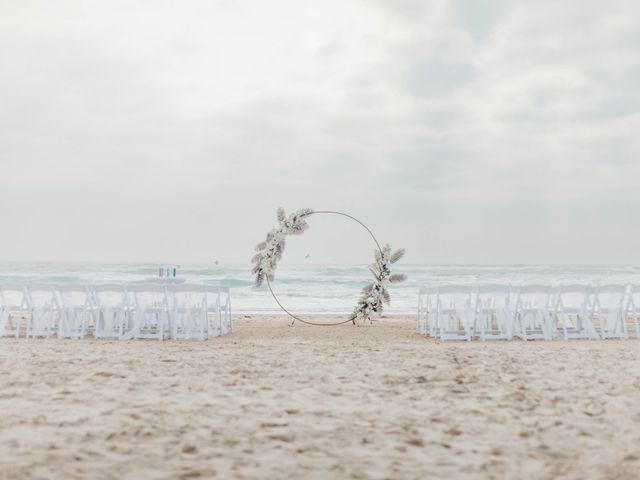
0 310 8 337
518 314 526 341
172 311 179 340
16 310 23 338
619 313 628 338
117 311 123 339
561 314 569 341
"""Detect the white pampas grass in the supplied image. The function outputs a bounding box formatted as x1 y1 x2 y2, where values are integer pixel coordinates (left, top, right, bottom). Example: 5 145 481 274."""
348 243 407 324
252 208 314 286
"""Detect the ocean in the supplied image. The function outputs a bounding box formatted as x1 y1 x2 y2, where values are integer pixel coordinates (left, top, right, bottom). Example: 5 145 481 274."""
1 262 639 314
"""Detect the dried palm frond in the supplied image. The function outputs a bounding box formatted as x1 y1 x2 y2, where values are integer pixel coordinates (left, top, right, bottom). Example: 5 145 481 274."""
381 288 391 304
368 266 381 281
361 283 374 295
297 208 314 217
389 274 407 283
390 249 405 264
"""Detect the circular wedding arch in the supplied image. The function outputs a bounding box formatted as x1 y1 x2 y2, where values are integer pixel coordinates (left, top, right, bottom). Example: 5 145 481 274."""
265 211 382 327
251 208 406 327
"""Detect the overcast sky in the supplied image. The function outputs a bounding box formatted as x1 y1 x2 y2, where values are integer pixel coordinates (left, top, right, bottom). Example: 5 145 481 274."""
1 0 639 265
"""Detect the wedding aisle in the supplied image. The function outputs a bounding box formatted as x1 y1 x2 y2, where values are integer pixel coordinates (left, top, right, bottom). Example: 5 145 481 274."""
1 316 639 479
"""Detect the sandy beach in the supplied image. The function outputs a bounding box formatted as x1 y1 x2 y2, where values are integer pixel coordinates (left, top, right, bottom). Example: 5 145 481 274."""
1 315 640 479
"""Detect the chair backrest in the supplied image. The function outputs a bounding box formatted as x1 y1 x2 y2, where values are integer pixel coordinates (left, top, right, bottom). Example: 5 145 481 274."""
219 286 231 304
171 284 206 309
418 287 437 307
205 285 221 305
629 285 640 309
94 284 128 308
213 286 231 295
0 284 26 309
556 284 593 310
27 285 59 309
131 285 168 310
594 284 627 311
56 285 91 309
515 285 552 310
477 284 510 294
476 284 511 309
205 285 232 314
436 285 473 311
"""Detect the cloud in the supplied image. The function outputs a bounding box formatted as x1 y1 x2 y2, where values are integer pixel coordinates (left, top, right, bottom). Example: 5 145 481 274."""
0 0 638 263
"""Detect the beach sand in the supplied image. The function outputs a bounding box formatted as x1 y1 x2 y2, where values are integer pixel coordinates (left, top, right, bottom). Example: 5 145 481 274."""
1 315 640 479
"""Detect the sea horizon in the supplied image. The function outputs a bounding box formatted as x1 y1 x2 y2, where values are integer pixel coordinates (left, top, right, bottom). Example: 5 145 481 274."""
2 261 639 314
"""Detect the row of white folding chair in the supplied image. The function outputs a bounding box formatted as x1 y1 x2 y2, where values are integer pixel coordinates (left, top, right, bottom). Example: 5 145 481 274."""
0 284 231 341
93 283 231 340
418 285 517 340
116 284 232 341
497 284 627 340
0 284 88 339
425 285 514 341
30 283 230 340
418 284 639 341
99 284 232 340
419 285 519 341
516 284 597 341
422 284 603 341
518 284 631 340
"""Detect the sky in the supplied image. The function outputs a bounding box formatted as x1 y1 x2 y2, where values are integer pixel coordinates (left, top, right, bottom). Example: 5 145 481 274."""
0 0 639 265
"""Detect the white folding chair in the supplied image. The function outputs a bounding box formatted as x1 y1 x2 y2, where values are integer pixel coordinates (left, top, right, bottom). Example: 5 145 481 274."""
220 287 232 334
0 284 28 338
417 287 436 336
122 285 170 341
26 285 61 338
93 284 129 339
513 285 553 341
205 285 231 337
57 285 94 339
170 284 207 340
474 285 513 340
627 285 640 340
434 286 474 341
593 284 628 339
204 286 222 337
552 285 596 340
